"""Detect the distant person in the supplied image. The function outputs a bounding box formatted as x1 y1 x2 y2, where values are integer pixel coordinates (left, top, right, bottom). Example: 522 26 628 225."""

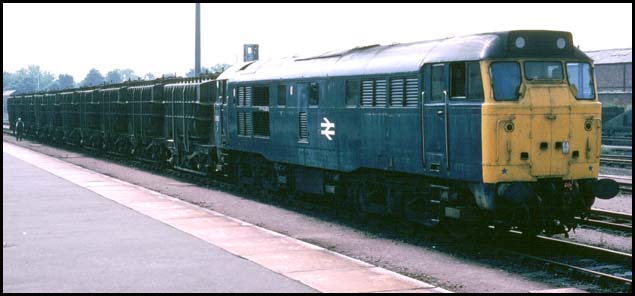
15 117 24 141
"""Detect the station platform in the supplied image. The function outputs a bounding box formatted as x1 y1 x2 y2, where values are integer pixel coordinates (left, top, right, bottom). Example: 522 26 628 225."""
2 141 449 293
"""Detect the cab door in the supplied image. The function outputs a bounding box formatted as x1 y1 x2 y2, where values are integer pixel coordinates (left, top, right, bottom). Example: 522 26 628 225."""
214 79 228 147
423 63 449 176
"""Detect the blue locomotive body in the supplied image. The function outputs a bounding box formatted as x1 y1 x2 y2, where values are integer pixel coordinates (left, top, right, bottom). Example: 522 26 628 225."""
219 34 491 183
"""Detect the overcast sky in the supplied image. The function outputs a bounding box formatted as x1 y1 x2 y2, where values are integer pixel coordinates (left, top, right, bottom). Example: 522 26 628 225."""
3 3 632 80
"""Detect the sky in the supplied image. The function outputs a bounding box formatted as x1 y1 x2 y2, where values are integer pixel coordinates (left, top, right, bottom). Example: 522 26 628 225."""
3 3 632 81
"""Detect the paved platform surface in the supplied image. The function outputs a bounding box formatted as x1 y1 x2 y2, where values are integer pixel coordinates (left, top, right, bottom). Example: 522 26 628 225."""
3 142 450 293
2 151 316 293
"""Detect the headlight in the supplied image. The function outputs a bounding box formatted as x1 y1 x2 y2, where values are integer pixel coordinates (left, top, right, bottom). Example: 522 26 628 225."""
504 121 514 133
584 119 592 131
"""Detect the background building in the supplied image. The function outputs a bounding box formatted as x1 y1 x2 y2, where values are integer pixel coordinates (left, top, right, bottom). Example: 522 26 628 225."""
586 48 632 108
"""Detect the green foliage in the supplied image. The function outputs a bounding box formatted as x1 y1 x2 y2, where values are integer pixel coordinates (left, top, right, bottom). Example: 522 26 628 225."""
185 63 230 78
56 74 75 90
105 68 139 84
106 70 123 84
80 68 105 87
4 71 16 89
3 65 56 94
4 62 232 94
119 69 139 82
144 72 156 80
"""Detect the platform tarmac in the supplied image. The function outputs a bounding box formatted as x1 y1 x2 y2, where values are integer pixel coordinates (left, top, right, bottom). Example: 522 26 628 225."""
2 141 450 293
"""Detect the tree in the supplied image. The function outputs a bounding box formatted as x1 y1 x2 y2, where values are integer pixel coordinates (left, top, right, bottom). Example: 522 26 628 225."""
3 71 16 90
56 74 75 90
120 69 138 81
105 70 123 84
209 63 230 74
5 67 72 93
185 63 230 78
143 72 155 80
7 65 55 94
81 68 105 87
105 68 138 83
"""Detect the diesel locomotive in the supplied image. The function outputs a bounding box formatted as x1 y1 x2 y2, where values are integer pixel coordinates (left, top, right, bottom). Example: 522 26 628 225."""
8 30 619 236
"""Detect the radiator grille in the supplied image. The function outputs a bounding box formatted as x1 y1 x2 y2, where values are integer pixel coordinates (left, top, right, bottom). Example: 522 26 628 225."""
299 112 308 141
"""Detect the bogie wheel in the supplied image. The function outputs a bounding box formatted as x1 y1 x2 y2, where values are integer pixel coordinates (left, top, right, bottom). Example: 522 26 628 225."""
349 182 370 223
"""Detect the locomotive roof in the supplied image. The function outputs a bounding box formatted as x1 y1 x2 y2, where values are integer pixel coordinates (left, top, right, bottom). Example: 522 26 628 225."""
219 30 591 82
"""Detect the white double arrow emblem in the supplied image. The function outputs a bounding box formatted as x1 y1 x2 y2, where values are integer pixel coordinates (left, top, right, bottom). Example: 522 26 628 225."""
320 117 335 141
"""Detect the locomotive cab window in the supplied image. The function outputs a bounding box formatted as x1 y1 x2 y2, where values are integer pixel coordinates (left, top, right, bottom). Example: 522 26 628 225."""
309 82 319 106
467 62 484 100
430 64 445 101
450 63 466 98
346 80 360 106
277 84 286 106
490 62 521 101
524 61 563 81
566 62 595 100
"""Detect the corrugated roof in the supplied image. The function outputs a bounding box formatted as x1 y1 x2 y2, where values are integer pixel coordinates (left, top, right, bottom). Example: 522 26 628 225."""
219 30 590 82
219 33 505 82
585 48 632 64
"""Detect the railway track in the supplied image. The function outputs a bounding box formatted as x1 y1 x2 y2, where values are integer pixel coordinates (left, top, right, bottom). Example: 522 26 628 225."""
599 174 632 195
498 230 632 292
602 136 633 147
601 154 633 168
577 208 632 233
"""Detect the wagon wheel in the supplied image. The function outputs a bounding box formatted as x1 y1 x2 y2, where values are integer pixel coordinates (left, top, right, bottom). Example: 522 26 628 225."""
194 154 203 171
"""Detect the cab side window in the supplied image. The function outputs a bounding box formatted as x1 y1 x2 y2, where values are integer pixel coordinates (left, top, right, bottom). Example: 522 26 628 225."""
490 62 521 101
346 80 359 106
450 63 466 98
431 64 445 101
468 62 484 100
309 82 319 106
277 84 286 106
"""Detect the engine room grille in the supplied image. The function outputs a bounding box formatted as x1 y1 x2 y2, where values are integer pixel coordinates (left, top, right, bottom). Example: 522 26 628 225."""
237 111 246 136
237 86 253 106
362 79 386 107
244 86 252 106
299 112 308 141
252 86 269 106
390 77 418 107
375 80 386 106
238 87 245 106
245 111 253 135
405 77 418 107
390 79 404 106
362 81 374 106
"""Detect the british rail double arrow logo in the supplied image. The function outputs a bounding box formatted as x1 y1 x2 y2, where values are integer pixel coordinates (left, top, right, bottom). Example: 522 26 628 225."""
320 117 335 141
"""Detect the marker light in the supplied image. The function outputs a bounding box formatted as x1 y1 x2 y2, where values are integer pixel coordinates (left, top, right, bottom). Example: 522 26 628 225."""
515 37 526 49
557 37 566 49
